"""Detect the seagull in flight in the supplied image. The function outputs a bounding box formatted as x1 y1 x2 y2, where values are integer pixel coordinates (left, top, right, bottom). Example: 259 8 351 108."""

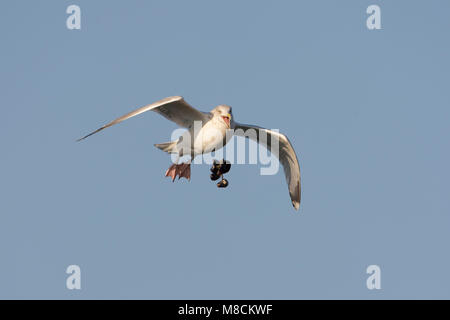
78 96 301 210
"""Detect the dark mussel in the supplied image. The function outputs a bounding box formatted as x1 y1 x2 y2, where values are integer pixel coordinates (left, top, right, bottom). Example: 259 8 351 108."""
217 178 229 188
219 161 231 174
210 172 220 181
210 160 221 175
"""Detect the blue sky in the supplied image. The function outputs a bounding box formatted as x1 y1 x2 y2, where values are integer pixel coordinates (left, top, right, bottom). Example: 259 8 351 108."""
0 0 449 299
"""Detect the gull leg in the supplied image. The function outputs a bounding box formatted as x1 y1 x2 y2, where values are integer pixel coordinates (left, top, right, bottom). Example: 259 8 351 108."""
165 159 191 182
165 164 178 182
177 163 191 181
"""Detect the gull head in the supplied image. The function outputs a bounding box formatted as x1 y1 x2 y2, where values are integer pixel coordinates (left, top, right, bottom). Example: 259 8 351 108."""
211 105 232 128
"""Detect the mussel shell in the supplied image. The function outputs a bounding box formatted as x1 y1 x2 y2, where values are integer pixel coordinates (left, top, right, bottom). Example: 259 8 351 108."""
210 173 220 181
220 162 231 174
217 178 229 188
210 166 220 175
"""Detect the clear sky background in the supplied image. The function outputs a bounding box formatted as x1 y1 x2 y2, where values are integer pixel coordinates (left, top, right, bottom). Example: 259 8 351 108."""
1 0 449 299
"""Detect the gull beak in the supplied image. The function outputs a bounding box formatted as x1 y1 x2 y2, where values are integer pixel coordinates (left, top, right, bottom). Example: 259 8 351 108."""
222 114 231 127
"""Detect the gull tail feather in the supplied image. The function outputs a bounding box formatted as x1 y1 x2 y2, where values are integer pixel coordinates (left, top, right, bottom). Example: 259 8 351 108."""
154 141 178 154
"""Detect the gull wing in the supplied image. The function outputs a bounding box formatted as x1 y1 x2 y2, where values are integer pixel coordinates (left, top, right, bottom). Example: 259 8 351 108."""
233 122 301 210
77 96 208 141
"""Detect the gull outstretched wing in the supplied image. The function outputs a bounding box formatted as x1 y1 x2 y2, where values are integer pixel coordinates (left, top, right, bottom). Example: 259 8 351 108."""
233 122 301 210
77 96 208 141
